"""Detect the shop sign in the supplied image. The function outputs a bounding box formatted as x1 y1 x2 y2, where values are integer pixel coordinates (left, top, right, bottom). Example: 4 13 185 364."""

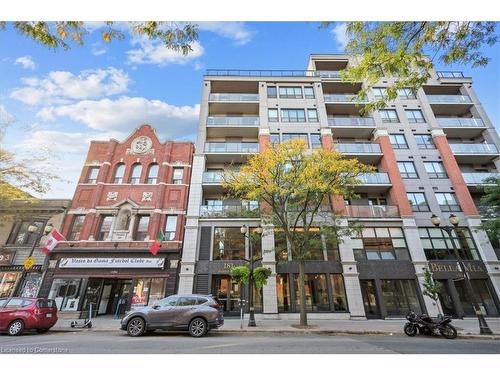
0 251 15 266
59 257 166 269
429 261 486 274
23 256 35 271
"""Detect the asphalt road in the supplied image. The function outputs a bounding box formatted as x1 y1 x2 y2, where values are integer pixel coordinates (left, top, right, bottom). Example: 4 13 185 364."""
0 330 499 354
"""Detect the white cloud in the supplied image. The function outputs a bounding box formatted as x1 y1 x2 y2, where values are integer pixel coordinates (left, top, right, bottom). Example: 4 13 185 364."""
91 42 107 56
15 55 36 70
10 67 131 106
0 105 16 126
20 130 96 154
331 23 349 50
198 22 254 45
126 38 204 66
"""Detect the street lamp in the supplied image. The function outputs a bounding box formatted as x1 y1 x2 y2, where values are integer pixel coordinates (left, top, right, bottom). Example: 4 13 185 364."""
13 222 54 297
430 214 493 335
240 224 263 327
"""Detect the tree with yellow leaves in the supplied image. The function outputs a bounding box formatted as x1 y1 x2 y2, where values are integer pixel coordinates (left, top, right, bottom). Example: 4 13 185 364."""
222 139 374 327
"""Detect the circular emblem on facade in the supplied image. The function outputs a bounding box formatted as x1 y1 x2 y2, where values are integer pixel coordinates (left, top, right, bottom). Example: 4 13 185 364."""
131 136 153 154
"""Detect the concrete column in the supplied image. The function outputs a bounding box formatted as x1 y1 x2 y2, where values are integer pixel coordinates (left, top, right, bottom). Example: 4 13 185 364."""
321 128 347 216
261 224 278 314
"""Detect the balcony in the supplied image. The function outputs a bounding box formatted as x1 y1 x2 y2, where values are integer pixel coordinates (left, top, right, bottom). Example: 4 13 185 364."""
206 116 260 137
199 204 260 218
324 94 366 103
427 95 473 116
347 205 400 219
436 71 472 84
427 95 472 104
327 116 376 137
462 172 500 192
436 117 486 137
335 143 382 163
450 143 499 163
204 142 259 163
208 93 259 102
354 173 391 193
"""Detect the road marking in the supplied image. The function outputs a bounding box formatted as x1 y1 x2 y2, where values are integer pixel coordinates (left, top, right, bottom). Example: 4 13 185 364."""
199 342 245 350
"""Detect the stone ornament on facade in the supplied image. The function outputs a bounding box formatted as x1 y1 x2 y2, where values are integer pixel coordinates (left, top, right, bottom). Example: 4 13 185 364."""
128 136 154 155
107 191 118 201
142 192 153 201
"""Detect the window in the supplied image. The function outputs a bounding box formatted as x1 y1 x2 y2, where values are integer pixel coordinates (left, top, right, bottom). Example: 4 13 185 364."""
304 86 315 99
405 109 425 123
131 278 167 307
146 164 159 184
373 87 387 99
307 109 319 122
276 274 291 312
435 192 461 212
96 216 113 241
279 86 302 99
0 273 21 298
178 297 198 306
274 228 338 261
389 134 408 149
415 134 435 149
165 216 177 240
113 163 125 183
268 108 279 122
270 133 280 145
397 161 418 179
281 133 309 146
352 227 409 261
134 215 150 241
407 192 430 212
424 162 447 178
381 280 422 315
293 274 330 311
158 295 178 307
213 227 245 260
7 220 45 245
419 227 480 260
85 167 99 184
330 275 348 311
379 109 399 123
129 163 142 184
172 167 184 184
281 108 306 122
267 86 277 98
310 134 322 149
68 215 85 241
398 88 416 99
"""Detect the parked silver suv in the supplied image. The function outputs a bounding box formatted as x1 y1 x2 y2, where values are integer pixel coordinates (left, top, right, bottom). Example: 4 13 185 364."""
120 294 224 337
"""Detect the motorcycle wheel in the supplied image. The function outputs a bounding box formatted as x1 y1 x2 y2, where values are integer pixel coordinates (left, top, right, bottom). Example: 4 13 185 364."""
440 324 457 339
404 323 418 337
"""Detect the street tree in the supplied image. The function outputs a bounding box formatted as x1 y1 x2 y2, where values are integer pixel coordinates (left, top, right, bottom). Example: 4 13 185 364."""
478 177 500 245
222 139 373 326
422 268 443 316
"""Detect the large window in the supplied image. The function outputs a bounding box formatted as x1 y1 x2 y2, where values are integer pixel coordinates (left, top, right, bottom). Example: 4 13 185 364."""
330 274 348 311
68 215 85 241
281 108 306 123
48 278 84 311
415 134 435 149
407 192 430 212
419 227 480 260
165 216 177 240
380 279 422 315
424 162 447 179
379 109 399 123
389 134 408 149
435 192 461 212
274 228 339 261
276 274 291 312
352 227 409 260
270 133 280 145
113 163 125 183
279 86 303 99
397 161 418 179
398 88 416 99
293 274 330 311
0 272 21 298
132 278 166 307
96 215 113 241
307 109 319 122
172 167 184 184
134 215 150 241
281 133 309 146
7 220 45 245
268 108 279 122
213 227 246 260
373 87 387 99
85 166 100 184
129 163 142 184
267 86 277 98
405 109 425 123
310 133 322 149
304 86 315 99
146 164 159 184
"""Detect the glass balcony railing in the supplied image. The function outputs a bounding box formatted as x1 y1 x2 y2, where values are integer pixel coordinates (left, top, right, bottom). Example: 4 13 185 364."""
427 95 472 104
437 71 466 78
199 204 260 218
462 172 500 184
358 173 391 185
205 69 341 78
347 205 399 218
478 205 499 217
328 117 375 127
204 142 259 153
315 70 342 79
202 171 224 183
437 117 485 127
450 143 499 154
323 94 366 103
208 93 259 102
336 143 381 154
207 116 260 126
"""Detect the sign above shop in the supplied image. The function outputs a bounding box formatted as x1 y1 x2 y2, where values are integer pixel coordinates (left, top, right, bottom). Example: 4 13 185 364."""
59 257 166 269
0 251 15 266
23 256 35 270
429 261 486 274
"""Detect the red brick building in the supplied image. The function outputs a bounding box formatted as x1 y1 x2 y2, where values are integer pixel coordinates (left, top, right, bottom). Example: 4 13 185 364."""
39 125 194 317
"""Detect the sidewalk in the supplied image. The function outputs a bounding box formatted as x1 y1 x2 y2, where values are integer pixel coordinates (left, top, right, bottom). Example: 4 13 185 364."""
52 315 500 339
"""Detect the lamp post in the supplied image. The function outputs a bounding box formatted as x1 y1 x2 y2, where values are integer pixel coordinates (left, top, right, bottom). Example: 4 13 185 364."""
240 224 263 327
13 223 54 297
430 214 493 335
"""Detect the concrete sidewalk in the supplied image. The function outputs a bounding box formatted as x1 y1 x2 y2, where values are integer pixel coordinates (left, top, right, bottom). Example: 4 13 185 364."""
52 315 500 339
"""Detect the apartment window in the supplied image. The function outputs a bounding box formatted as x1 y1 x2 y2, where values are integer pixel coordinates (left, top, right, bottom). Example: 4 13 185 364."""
268 108 279 122
281 109 306 122
113 163 125 183
419 227 480 260
172 167 184 184
279 86 303 99
68 215 85 241
307 109 319 122
270 133 280 145
96 216 113 241
213 227 245 260
267 86 277 98
424 162 447 179
146 164 159 184
352 227 409 261
129 163 142 184
381 279 422 315
85 167 99 184
415 134 435 149
7 220 45 245
389 134 408 149
405 109 425 123
165 216 177 240
372 87 387 99
407 192 430 212
398 88 416 99
304 86 315 99
134 215 150 241
310 133 322 149
282 133 309 146
435 192 461 212
379 109 399 123
293 274 330 311
397 161 418 179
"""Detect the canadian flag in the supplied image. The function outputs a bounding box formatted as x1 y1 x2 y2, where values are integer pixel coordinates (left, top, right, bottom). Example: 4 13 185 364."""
41 229 65 254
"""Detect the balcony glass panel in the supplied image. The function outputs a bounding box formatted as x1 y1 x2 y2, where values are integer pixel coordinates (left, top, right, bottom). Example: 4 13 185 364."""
202 171 224 183
315 70 342 78
462 172 500 184
336 143 381 153
437 118 485 127
204 142 259 153
358 173 390 184
347 205 399 218
427 95 472 104
450 143 498 154
208 93 259 102
199 203 260 218
328 117 375 126
324 94 366 103
207 116 260 126
437 71 465 78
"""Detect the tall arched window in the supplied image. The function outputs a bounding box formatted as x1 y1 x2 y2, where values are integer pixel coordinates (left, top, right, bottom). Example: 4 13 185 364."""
113 163 125 183
146 163 159 184
129 163 142 184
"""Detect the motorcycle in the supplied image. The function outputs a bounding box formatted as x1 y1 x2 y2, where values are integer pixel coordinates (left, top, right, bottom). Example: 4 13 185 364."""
404 311 457 339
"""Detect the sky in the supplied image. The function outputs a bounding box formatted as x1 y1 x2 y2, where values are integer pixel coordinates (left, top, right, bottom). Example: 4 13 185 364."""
1 21 499 199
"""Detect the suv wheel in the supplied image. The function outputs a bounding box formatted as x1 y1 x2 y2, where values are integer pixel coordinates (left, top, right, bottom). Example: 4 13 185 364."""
189 318 207 338
127 317 146 337
8 320 25 336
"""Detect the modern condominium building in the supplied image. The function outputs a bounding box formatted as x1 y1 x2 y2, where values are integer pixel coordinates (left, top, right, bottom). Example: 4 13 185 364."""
178 54 500 319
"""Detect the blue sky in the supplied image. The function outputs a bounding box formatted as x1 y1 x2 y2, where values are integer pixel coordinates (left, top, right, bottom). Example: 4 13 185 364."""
1 22 499 199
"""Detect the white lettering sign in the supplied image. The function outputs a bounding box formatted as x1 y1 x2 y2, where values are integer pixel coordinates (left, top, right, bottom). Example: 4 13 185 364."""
59 258 166 269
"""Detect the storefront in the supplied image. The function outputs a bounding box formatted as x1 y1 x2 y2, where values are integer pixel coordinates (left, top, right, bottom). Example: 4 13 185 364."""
0 250 45 298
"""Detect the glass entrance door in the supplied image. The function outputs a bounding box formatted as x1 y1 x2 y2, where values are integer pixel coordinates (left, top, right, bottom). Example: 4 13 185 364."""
361 280 380 319
211 275 241 315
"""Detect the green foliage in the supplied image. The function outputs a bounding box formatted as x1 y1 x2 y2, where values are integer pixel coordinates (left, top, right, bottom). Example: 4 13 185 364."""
252 267 272 289
422 269 441 302
230 266 250 285
479 177 500 244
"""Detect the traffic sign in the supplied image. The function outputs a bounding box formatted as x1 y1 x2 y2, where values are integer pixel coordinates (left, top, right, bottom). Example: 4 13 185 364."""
23 256 35 270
